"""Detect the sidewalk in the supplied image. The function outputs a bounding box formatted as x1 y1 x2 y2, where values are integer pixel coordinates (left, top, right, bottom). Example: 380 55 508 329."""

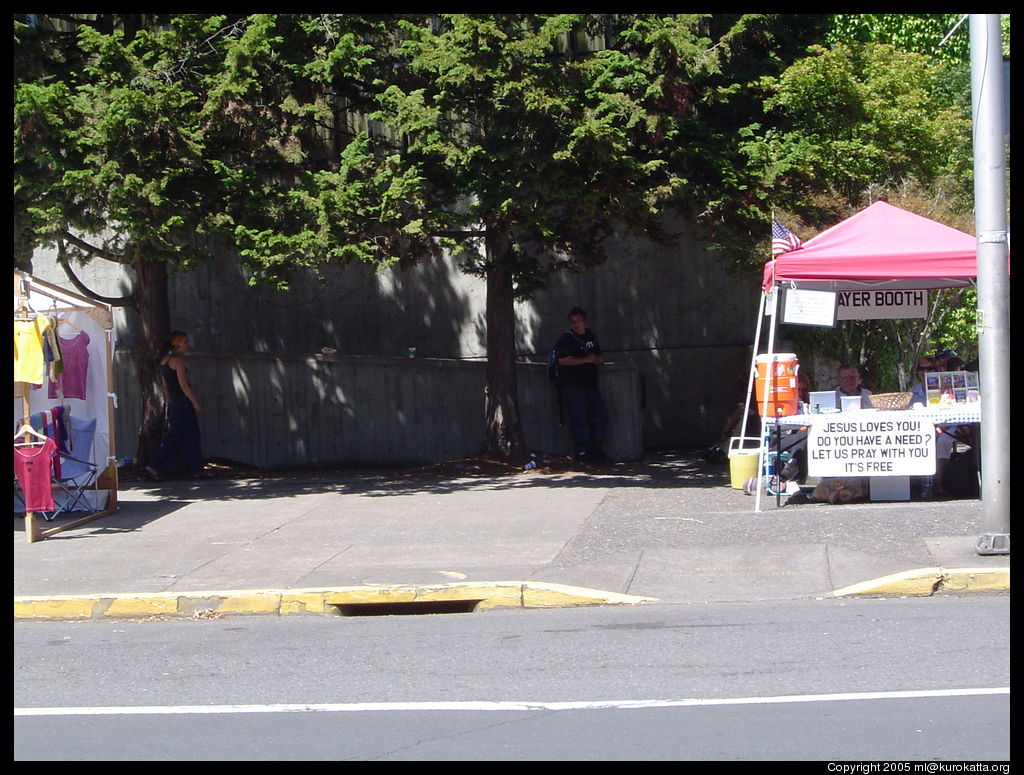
14 451 1009 619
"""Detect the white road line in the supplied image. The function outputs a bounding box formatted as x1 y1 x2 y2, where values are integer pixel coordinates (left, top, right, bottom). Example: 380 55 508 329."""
15 687 1009 716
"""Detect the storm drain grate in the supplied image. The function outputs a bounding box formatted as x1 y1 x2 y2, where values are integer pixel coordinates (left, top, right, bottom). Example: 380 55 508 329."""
331 599 484 617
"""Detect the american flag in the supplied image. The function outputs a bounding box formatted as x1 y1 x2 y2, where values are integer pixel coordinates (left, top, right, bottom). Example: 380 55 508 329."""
771 220 803 256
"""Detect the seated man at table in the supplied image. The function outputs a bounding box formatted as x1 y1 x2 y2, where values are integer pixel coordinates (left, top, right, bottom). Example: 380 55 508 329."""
779 363 871 488
834 363 873 409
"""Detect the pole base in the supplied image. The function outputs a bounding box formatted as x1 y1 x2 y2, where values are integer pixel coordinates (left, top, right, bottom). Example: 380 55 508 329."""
975 532 1010 555
25 512 43 543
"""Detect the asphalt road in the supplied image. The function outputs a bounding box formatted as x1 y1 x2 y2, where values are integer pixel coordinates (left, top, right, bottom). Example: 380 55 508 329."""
15 595 1009 761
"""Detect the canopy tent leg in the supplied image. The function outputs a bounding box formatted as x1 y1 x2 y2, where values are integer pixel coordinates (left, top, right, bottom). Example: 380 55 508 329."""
754 286 780 513
740 291 766 437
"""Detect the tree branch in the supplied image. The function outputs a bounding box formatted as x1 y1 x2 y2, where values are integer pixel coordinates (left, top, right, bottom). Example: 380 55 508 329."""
60 230 122 262
56 238 135 307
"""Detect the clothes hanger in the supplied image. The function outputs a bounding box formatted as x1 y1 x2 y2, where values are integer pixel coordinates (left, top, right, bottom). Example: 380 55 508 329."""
56 315 82 334
13 423 49 446
15 295 36 321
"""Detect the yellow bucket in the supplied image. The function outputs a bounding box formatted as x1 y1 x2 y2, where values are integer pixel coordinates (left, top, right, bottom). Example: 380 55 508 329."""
728 448 761 489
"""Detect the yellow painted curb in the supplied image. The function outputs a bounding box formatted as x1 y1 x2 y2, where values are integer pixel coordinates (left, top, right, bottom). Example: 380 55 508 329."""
13 582 656 620
521 582 656 609
832 568 943 597
103 595 180 618
832 567 1009 598
938 568 1010 593
14 597 99 620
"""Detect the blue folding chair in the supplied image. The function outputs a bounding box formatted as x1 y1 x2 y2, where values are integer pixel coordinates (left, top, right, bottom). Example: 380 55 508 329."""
44 416 100 521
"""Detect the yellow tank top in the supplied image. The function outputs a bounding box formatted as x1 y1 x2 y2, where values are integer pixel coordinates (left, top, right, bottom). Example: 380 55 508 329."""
14 316 51 385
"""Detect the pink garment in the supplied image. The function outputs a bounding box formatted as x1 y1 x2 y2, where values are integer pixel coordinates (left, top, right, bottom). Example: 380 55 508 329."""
49 331 90 400
36 411 62 477
14 438 57 511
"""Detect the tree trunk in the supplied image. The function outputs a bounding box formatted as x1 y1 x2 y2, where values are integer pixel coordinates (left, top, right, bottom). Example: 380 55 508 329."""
132 257 171 465
483 229 527 461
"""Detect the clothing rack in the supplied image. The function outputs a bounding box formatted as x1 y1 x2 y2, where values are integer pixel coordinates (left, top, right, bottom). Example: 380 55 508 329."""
13 270 119 542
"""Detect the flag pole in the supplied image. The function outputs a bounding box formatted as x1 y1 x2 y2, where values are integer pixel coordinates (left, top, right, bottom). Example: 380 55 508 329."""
754 215 779 513
755 216 803 511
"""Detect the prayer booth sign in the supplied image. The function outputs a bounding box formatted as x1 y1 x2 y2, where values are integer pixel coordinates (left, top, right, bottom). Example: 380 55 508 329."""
807 415 935 477
836 289 927 320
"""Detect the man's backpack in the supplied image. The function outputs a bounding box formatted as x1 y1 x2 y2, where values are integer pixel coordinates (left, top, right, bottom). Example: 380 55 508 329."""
546 344 564 425
546 346 560 386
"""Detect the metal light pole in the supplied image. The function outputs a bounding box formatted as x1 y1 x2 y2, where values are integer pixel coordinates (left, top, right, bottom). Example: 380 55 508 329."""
970 15 1010 555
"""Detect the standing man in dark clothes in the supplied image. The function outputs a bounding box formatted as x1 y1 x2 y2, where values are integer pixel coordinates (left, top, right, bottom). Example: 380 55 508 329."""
555 307 609 462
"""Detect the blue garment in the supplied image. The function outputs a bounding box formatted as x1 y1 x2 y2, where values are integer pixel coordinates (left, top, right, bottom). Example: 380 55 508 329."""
148 395 203 475
161 362 187 400
561 383 608 457
909 382 927 406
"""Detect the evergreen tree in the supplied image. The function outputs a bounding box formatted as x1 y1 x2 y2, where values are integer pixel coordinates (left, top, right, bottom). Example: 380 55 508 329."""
15 14 830 461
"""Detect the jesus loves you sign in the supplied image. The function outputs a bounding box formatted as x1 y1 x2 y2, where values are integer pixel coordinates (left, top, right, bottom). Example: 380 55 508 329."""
807 415 936 477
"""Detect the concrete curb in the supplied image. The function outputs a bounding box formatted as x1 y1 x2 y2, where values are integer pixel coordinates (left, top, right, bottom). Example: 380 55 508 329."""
13 581 658 621
832 567 1010 598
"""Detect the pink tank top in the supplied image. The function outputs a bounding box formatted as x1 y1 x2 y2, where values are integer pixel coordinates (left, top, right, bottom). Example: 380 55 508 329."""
49 330 91 400
14 438 57 511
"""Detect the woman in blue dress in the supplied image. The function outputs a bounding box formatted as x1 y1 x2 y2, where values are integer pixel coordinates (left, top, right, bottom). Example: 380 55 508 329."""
145 331 211 479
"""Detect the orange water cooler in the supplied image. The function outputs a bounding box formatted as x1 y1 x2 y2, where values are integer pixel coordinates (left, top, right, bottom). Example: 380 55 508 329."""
754 353 799 417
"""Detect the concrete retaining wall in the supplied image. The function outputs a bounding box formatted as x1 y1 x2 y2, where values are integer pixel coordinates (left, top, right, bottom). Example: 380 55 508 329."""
113 351 643 467
29 212 762 454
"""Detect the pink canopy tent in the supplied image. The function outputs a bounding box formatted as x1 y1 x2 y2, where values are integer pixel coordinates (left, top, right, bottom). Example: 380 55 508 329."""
762 201 980 292
746 201 988 511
